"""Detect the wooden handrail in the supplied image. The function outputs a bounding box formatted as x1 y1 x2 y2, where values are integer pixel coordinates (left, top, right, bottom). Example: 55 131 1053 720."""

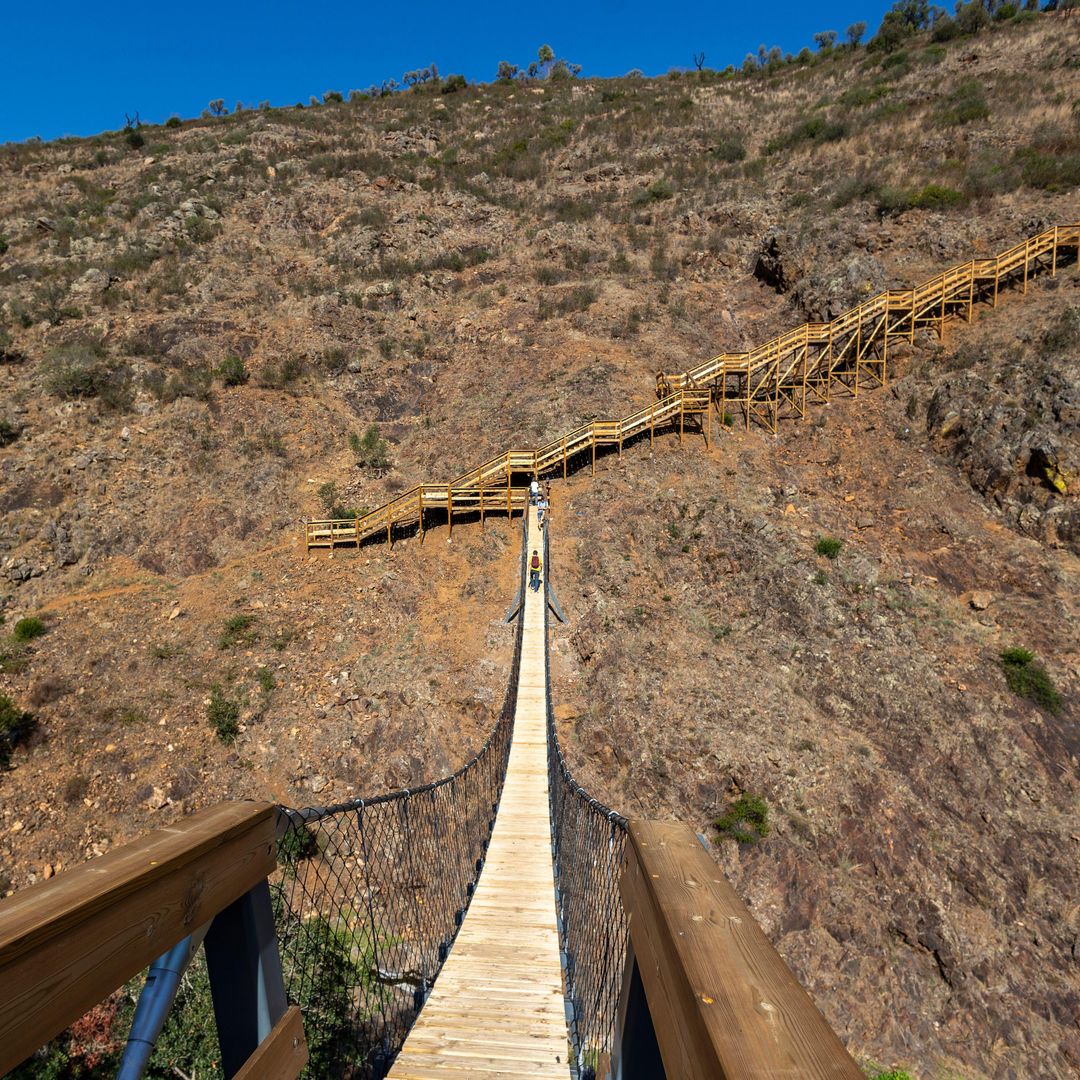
307 223 1077 549
619 820 862 1080
0 800 277 1075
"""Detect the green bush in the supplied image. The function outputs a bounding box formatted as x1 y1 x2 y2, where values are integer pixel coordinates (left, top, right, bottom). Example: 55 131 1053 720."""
878 183 965 215
0 693 36 770
1043 307 1080 352
708 134 746 162
764 115 846 155
352 423 390 469
1000 648 1062 714
43 346 134 411
0 419 19 446
441 74 467 94
278 822 318 867
12 617 46 642
814 536 843 559
218 613 257 649
634 178 675 203
165 115 182 128
216 354 247 386
715 793 770 844
869 1071 914 1080
207 685 241 743
1015 147 1080 192
938 80 990 125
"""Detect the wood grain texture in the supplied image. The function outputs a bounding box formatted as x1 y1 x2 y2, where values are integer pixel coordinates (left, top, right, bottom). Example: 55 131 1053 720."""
233 1005 308 1080
0 800 277 1075
621 819 863 1080
389 507 569 1079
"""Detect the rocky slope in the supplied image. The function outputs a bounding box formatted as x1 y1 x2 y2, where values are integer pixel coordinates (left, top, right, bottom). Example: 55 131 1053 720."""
1 12 1079 1078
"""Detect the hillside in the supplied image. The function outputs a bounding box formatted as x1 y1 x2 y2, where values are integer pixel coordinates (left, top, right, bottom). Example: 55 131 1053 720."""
2 11 1080 1078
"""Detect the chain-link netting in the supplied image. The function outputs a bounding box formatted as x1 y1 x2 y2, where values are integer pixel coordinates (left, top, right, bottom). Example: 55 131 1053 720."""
271 518 527 1078
544 522 628 1080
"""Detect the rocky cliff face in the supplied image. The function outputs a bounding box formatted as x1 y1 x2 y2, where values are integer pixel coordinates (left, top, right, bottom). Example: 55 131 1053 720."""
1 14 1079 1078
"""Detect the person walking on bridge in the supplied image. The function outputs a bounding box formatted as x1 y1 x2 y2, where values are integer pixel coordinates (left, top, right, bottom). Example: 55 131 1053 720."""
529 478 540 506
529 548 543 592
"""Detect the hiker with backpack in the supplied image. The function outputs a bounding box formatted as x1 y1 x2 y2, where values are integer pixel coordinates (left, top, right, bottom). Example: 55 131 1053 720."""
529 549 543 592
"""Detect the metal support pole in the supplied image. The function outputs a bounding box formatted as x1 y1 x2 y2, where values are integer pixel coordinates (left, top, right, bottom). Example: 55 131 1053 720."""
203 880 289 1079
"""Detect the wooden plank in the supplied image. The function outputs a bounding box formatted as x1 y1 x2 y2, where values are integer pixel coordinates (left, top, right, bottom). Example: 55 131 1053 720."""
0 801 277 1076
620 820 863 1080
233 1005 309 1080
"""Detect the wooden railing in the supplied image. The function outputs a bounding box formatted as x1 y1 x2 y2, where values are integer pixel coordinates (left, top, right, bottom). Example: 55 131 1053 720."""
0 801 308 1079
658 222 1079 430
616 820 862 1079
307 223 1076 551
305 386 710 549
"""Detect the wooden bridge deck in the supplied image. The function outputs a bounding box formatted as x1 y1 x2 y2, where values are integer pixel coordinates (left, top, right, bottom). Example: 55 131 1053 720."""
388 506 569 1078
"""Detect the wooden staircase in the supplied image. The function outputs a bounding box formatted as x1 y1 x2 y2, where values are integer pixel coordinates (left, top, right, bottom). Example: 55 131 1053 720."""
306 223 1078 550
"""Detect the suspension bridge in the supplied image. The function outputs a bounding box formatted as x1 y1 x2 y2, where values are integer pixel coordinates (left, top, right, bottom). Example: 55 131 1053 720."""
1 223 1077 1079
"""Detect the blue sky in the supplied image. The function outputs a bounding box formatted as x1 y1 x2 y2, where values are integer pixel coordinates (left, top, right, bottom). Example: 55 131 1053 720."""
0 1 895 144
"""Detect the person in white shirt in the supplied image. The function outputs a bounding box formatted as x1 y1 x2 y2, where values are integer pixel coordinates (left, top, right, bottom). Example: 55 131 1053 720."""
529 478 540 505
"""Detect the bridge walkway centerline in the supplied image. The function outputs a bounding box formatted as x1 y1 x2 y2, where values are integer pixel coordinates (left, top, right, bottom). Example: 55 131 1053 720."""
387 504 569 1078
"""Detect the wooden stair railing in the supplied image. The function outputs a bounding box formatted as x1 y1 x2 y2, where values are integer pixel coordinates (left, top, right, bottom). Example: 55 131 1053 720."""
659 222 1079 429
305 386 710 550
308 224 1076 552
0 801 308 1080
615 820 863 1080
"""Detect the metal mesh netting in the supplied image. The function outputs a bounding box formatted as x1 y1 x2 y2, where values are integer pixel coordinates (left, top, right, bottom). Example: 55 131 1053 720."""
271 519 527 1078
544 522 629 1080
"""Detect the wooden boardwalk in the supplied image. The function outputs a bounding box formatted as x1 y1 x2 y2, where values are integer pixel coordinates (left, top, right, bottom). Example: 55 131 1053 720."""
388 507 569 1078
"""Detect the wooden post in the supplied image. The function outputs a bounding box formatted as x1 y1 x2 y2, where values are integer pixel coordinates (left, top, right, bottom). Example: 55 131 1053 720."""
881 323 889 389
1023 243 1029 294
909 289 916 344
679 399 685 443
506 469 511 517
649 411 654 449
418 496 424 543
705 405 711 450
967 261 974 321
854 308 862 398
993 262 1000 307
938 274 946 340
386 519 391 550
354 515 360 546
479 485 485 529
447 490 453 538
618 820 864 1080
591 433 596 476
562 437 567 479
1051 226 1059 277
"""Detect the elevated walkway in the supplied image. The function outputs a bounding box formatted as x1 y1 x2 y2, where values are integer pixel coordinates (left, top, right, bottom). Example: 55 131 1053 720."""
388 505 568 1078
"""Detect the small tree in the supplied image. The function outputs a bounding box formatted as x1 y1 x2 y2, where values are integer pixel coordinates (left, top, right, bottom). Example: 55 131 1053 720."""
813 30 838 50
846 21 868 46
208 99 227 117
353 424 390 469
323 90 344 103
496 60 519 81
692 51 705 71
216 355 247 387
